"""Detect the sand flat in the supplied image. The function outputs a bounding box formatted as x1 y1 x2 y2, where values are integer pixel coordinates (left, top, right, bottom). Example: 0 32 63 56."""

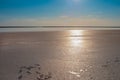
0 30 120 80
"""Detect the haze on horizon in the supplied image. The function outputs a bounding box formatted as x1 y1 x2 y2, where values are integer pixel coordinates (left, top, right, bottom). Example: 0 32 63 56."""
0 0 120 26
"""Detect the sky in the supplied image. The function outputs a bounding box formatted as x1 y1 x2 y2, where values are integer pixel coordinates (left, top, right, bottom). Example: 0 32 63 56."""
0 0 120 26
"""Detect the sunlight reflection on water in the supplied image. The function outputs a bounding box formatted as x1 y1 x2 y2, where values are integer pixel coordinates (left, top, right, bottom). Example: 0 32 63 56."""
69 30 84 47
68 71 81 78
69 30 84 36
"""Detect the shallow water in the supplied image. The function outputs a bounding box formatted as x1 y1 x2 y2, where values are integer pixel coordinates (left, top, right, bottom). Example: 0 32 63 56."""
0 30 120 80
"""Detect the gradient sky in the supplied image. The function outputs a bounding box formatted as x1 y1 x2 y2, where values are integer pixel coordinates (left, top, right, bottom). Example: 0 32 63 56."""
0 0 120 26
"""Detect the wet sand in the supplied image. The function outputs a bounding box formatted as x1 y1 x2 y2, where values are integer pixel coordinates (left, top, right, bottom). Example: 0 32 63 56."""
0 30 120 80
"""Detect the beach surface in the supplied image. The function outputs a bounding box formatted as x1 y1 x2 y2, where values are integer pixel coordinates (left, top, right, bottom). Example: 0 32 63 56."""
0 30 120 80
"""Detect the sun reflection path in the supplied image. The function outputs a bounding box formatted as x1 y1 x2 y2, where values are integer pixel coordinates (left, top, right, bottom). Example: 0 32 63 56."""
70 30 83 36
69 30 84 47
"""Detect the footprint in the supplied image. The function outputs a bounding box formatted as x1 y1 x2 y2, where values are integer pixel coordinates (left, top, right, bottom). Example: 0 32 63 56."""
101 64 108 68
114 57 120 63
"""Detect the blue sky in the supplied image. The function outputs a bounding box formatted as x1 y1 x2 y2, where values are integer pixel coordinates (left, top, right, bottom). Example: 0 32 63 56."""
0 0 120 26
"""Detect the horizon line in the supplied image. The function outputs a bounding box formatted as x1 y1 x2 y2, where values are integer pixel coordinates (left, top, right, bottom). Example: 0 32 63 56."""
0 26 120 28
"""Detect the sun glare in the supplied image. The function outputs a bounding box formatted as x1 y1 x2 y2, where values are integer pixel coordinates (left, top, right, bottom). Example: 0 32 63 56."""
69 30 84 47
73 0 80 2
70 30 83 36
66 0 81 3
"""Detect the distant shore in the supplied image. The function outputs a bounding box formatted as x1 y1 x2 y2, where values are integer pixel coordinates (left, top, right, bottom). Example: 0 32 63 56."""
0 26 120 32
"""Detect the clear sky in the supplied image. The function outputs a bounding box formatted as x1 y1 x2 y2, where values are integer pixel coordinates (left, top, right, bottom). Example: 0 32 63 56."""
0 0 120 26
